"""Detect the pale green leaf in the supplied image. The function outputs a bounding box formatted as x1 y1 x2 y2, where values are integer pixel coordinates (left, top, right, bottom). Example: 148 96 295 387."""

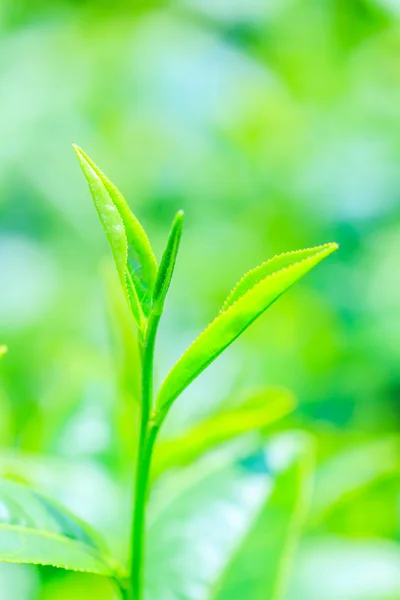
146 433 311 600
222 246 335 310
210 433 313 600
153 210 184 316
310 435 400 526
151 387 296 481
156 243 338 418
0 478 119 577
73 145 158 326
146 443 269 600
0 450 129 563
0 346 6 360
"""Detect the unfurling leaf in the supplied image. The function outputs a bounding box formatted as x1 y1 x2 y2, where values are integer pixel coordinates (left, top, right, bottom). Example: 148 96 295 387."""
73 145 158 329
0 478 120 577
156 243 338 419
153 210 184 316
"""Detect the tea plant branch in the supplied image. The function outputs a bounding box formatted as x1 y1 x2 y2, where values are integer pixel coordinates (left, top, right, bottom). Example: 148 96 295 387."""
73 146 338 600
0 148 338 600
129 211 184 599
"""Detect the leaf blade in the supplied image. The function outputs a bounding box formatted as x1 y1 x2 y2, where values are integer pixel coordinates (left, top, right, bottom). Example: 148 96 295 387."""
73 146 128 281
73 145 158 323
210 433 313 600
146 443 269 600
151 387 296 481
156 243 338 416
0 525 114 575
146 433 311 600
310 435 400 526
0 478 119 577
222 246 334 311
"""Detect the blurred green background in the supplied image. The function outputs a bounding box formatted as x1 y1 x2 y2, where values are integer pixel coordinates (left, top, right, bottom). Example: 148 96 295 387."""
0 1 400 598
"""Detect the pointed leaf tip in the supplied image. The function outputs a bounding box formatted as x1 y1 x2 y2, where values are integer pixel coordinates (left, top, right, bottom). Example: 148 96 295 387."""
73 144 158 329
156 242 338 418
222 242 338 311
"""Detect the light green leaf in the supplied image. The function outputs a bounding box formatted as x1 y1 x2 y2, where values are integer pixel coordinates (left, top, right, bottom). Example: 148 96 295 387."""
153 210 184 316
146 433 311 600
0 346 7 360
151 387 296 481
156 243 338 418
73 145 158 327
210 433 313 600
146 443 269 600
0 478 119 577
310 435 400 526
0 450 129 563
222 246 335 310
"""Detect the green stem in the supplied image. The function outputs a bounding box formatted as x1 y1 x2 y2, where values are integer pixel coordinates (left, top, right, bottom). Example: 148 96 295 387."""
129 313 160 600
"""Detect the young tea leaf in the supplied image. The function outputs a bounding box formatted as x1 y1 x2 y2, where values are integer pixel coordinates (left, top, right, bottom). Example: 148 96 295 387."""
156 243 338 418
73 145 158 328
153 210 184 316
222 246 335 310
0 478 120 577
151 387 295 481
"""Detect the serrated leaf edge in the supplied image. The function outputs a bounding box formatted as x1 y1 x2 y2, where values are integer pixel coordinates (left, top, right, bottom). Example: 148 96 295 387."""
0 523 121 575
156 242 338 413
221 243 337 312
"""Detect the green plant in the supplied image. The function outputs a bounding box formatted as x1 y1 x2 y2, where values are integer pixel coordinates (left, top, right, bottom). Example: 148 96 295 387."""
0 147 337 600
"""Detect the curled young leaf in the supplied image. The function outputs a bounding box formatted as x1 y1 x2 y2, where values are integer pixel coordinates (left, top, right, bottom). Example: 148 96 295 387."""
0 478 121 577
73 145 158 329
153 210 184 316
156 243 338 420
